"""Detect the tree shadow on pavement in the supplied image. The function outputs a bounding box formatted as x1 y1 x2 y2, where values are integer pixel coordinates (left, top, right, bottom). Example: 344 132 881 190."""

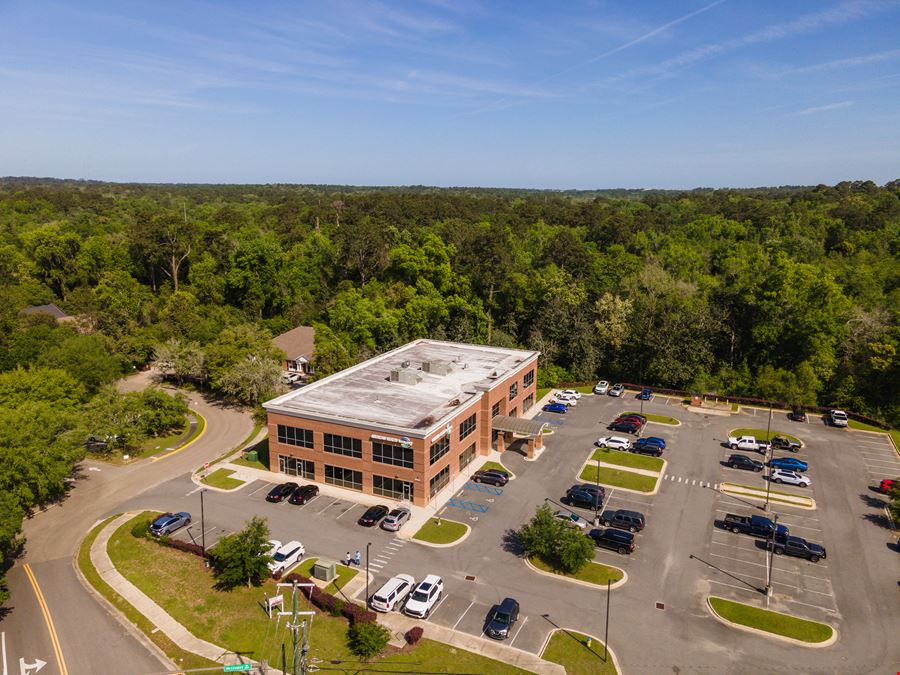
859 492 888 509
862 512 892 528
501 528 524 556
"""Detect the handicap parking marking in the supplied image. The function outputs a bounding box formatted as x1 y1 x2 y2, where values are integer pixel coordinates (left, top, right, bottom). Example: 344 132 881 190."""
446 497 489 513
464 482 504 496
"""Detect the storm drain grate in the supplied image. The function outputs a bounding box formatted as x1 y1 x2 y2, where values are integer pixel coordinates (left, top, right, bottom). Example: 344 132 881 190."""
655 602 665 610
465 575 476 581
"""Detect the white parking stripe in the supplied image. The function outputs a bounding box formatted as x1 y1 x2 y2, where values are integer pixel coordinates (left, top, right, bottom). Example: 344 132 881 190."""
708 552 831 579
247 482 273 496
781 597 838 614
708 579 759 595
373 557 390 564
452 601 475 630
509 616 528 647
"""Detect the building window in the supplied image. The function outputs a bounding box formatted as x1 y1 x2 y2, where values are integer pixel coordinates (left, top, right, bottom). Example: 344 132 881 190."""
524 393 534 411
523 369 535 387
429 435 451 465
459 443 476 470
279 456 314 479
429 466 450 497
324 465 362 491
509 382 518 401
458 413 476 442
324 433 362 459
509 407 517 418
277 424 313 449
492 402 501 418
373 476 413 500
373 441 414 469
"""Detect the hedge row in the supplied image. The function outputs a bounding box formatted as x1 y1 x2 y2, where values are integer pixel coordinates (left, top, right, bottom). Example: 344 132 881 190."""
282 572 377 626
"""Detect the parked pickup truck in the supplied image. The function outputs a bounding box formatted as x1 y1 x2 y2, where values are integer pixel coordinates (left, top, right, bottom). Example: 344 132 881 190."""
770 435 801 452
722 514 789 538
727 435 769 453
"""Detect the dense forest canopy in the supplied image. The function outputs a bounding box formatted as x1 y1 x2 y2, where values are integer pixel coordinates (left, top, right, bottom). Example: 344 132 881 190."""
1 177 897 423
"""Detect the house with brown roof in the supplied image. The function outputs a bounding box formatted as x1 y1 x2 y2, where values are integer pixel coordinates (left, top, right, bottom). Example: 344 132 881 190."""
20 303 75 323
273 325 316 381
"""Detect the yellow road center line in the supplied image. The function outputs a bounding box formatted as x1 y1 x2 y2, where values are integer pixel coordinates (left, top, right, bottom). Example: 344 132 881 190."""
150 411 207 462
23 563 68 675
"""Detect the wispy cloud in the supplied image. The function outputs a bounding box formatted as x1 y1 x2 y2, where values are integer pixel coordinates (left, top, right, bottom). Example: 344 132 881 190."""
613 0 898 81
795 100 855 115
773 49 900 76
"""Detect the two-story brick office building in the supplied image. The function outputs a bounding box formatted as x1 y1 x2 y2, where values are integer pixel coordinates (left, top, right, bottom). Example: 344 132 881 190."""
263 339 541 507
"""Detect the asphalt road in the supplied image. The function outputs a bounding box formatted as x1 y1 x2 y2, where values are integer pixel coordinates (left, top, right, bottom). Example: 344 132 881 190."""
2 376 254 675
4 384 899 674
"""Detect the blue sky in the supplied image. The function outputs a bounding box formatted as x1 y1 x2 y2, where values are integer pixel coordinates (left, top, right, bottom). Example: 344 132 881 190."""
1 1 899 188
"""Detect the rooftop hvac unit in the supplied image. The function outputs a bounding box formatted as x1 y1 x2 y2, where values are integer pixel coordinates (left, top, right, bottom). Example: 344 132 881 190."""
390 369 422 385
422 360 453 376
401 360 410 368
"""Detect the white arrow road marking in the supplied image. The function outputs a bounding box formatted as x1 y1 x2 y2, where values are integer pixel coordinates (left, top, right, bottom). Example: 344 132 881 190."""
185 486 204 496
20 658 47 675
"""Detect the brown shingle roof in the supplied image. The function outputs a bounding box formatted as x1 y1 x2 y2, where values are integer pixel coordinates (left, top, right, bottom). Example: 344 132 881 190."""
273 325 315 360
21 303 70 320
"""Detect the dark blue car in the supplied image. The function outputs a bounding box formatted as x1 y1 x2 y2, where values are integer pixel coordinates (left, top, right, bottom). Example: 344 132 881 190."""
639 436 666 449
638 388 652 400
542 402 567 414
768 457 809 472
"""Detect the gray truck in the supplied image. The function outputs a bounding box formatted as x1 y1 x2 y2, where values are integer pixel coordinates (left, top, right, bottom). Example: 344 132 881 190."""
722 513 789 538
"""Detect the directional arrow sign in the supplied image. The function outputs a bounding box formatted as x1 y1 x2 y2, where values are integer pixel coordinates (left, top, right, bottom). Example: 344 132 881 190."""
19 658 46 675
223 665 251 672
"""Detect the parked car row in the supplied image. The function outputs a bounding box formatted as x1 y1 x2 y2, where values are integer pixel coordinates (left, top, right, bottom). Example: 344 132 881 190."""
719 514 826 562
266 481 320 505
595 434 666 456
608 413 646 435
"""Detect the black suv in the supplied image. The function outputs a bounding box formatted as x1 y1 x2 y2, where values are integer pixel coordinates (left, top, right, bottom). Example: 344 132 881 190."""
587 528 635 554
574 483 606 500
768 534 826 562
471 470 509 486
485 597 519 640
727 454 764 472
288 484 319 505
631 439 663 456
788 408 807 423
266 482 299 503
608 421 641 434
565 487 602 510
601 509 645 532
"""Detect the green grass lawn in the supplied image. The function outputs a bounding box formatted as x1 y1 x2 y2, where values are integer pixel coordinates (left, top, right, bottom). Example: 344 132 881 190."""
201 467 245 489
477 461 512 476
709 596 833 643
591 448 663 473
536 387 552 401
78 516 219 671
138 425 188 456
106 513 526 674
729 428 802 444
292 557 358 595
731 402 740 412
529 555 623 585
579 465 658 493
623 411 679 425
542 629 618 675
232 438 270 471
413 517 468 544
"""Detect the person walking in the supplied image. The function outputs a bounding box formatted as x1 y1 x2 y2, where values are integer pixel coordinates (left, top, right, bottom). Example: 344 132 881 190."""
354 550 361 567
345 551 352 566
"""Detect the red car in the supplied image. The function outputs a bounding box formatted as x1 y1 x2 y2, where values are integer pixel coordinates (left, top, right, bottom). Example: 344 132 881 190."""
878 478 897 494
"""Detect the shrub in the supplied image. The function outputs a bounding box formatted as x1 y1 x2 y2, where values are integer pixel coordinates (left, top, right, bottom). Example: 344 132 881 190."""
347 621 390 659
318 594 345 616
165 538 209 559
405 626 424 646
342 603 377 626
130 520 150 539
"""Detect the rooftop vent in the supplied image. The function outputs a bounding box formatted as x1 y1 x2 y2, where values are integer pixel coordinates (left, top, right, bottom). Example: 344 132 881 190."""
487 370 500 379
422 360 453 376
390 368 422 385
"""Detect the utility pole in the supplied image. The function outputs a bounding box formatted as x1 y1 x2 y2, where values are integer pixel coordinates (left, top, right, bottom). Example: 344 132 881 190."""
365 542 372 609
595 457 602 526
765 513 778 605
276 580 315 675
604 578 610 661
200 488 207 557
764 404 773 512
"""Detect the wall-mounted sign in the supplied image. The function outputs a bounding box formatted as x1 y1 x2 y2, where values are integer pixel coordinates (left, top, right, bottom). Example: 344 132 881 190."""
371 433 402 443
400 436 413 449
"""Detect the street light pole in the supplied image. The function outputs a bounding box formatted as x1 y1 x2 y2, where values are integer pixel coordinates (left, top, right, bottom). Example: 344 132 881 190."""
365 542 372 608
595 457 601 526
764 404 773 512
765 514 778 605
604 578 610 661
200 488 207 557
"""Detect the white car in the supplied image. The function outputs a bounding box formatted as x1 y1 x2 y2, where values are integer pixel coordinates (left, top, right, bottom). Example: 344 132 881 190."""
264 539 282 558
595 436 632 451
829 409 848 427
403 575 444 618
281 372 302 384
554 510 588 530
559 389 583 400
370 573 415 612
770 469 811 487
268 540 305 574
609 383 625 397
554 392 578 406
594 381 610 395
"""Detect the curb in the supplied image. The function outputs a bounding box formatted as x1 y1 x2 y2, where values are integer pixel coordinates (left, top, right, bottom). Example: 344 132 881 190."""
191 466 250 493
539 627 623 674
524 557 628 590
150 410 208 463
706 596 838 648
410 519 472 548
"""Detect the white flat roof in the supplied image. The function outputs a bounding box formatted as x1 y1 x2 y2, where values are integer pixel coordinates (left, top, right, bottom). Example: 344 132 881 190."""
264 339 539 437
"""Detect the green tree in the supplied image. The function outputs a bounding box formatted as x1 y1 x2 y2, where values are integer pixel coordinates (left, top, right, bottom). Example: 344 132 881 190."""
517 504 593 573
153 338 206 385
207 516 271 589
205 324 280 386
0 368 86 409
43 334 123 396
217 355 281 406
347 621 390 659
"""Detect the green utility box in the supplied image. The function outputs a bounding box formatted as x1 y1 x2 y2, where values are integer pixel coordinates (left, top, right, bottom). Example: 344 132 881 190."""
312 560 336 582
245 450 258 462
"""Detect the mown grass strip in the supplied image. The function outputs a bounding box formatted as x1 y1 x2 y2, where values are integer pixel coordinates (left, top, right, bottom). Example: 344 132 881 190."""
709 596 833 643
477 461 512 476
542 629 619 675
201 467 244 489
413 517 468 544
529 555 623 585
579 465 658 492
77 516 219 671
591 447 663 472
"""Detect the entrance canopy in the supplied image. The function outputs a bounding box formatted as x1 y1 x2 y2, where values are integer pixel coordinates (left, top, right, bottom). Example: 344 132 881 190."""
491 415 546 438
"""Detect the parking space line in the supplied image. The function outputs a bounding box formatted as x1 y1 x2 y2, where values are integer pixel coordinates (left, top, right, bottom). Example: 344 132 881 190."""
428 595 449 619
708 579 761 595
315 499 340 514
452 601 475 630
509 616 528 647
373 557 390 564
335 504 360 520
708 552 830 579
369 563 384 570
780 597 838 614
247 482 273 497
